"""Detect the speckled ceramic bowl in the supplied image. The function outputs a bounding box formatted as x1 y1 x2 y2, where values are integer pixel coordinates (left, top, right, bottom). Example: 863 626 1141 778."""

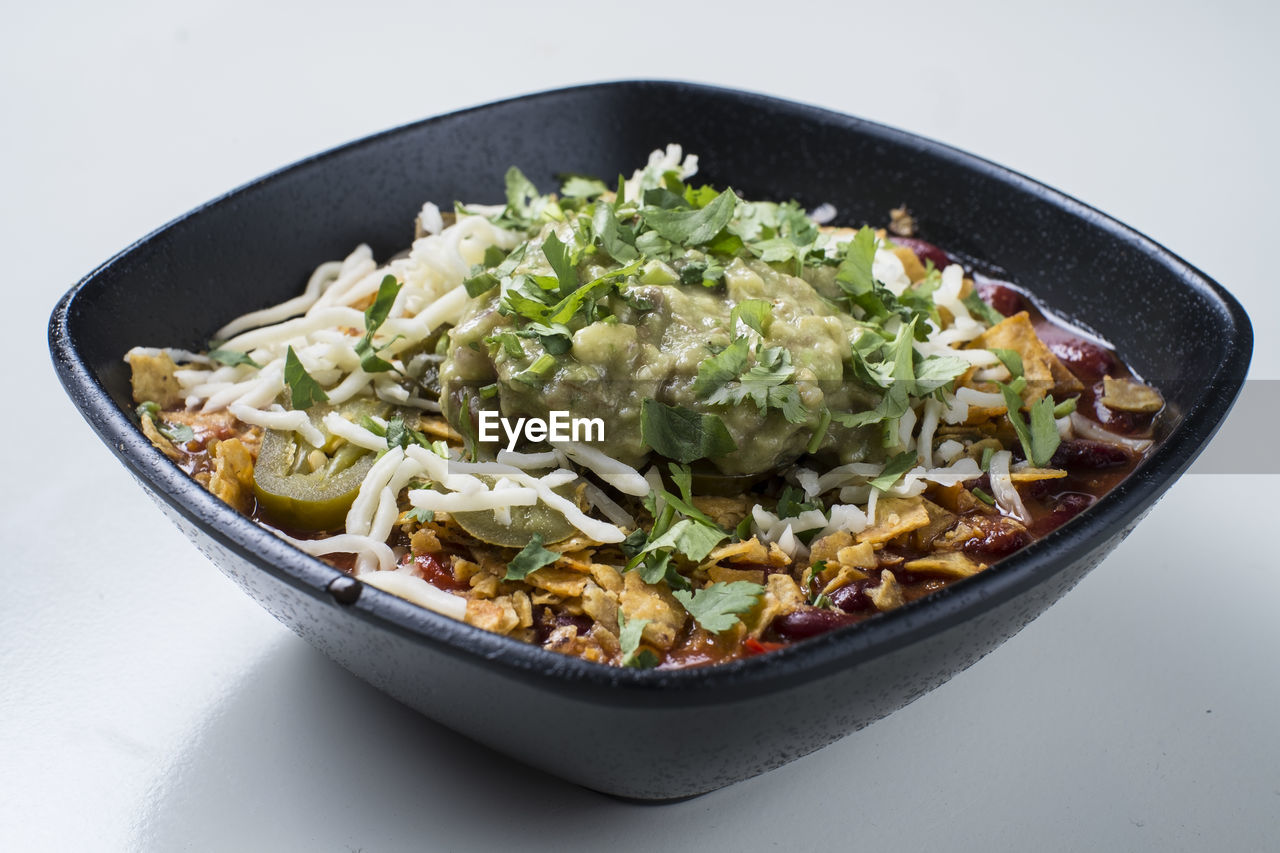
49 81 1250 800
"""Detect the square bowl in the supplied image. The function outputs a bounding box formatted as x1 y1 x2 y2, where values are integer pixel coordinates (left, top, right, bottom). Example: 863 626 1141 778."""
49 81 1250 800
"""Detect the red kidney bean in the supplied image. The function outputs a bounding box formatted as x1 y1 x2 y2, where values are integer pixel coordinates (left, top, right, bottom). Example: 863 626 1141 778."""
890 236 953 271
1029 493 1095 537
1048 439 1132 470
976 281 1026 317
828 580 875 614
962 515 1032 559
1032 323 1117 381
533 607 595 643
772 608 861 640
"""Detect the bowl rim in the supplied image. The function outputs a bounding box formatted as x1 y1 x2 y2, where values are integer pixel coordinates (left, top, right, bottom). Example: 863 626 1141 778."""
49 80 1253 704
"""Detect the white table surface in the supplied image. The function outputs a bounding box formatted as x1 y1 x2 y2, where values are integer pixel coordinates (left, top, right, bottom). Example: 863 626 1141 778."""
5 1 1277 849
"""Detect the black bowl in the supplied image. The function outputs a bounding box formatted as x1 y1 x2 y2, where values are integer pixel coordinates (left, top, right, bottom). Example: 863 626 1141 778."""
49 81 1251 800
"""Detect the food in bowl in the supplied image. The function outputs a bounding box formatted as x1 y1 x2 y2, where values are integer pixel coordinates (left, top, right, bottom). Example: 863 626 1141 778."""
126 145 1162 669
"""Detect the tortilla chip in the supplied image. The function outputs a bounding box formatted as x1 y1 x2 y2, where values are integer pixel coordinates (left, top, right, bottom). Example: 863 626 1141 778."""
708 564 767 586
127 350 184 407
969 312 1083 404
867 569 905 611
1101 376 1164 413
1009 467 1068 484
904 551 986 578
620 572 687 649
857 496 930 544
525 567 589 598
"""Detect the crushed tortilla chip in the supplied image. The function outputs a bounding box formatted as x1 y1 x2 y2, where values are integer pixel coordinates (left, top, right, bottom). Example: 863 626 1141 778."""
866 569 905 611
620 571 687 649
1101 376 1164 413
207 438 255 514
127 350 185 408
857 496 931 544
904 551 986 578
809 530 854 565
968 311 1083 404
691 495 754 530
525 567 589 598
139 414 183 462
466 597 520 634
1009 467 1068 484
821 564 871 595
708 565 766 586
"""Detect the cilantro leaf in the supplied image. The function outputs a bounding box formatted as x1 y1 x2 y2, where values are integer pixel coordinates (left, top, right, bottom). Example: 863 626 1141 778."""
207 348 260 368
592 203 639 263
407 506 435 523
364 274 401 335
504 533 561 581
963 290 1006 327
642 189 739 246
911 355 970 394
703 345 806 424
776 485 821 519
990 348 1024 379
284 346 328 410
692 338 751 398
730 299 773 337
354 275 403 373
831 383 910 429
543 261 641 326
997 384 1061 467
540 231 579 295
673 581 765 633
1028 395 1062 467
618 610 657 668
560 175 608 199
637 518 728 564
869 450 919 491
640 399 737 463
835 226 878 296
502 167 559 228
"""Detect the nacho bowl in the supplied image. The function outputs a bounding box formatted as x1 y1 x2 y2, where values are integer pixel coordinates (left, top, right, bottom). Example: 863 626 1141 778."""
48 81 1250 800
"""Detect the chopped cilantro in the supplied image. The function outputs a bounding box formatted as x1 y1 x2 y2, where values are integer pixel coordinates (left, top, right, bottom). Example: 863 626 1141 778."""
641 189 739 245
207 348 260 368
962 290 1006 327
635 518 727 565
354 275 403 373
776 485 821 519
692 338 750 398
640 399 737 463
730 298 773 337
540 231 579 295
283 345 328 410
406 506 435 524
990 348 1024 379
559 175 609 199
869 450 918 491
504 533 561 581
673 581 765 633
998 384 1061 467
618 610 658 668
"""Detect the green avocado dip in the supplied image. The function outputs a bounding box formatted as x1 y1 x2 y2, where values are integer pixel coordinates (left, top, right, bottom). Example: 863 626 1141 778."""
438 158 967 477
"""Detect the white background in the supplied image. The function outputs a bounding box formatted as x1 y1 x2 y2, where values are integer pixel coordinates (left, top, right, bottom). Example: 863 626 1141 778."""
5 1 1277 849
